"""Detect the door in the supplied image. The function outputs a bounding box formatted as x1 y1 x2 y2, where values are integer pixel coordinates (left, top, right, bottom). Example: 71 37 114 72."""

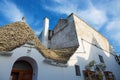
11 61 33 80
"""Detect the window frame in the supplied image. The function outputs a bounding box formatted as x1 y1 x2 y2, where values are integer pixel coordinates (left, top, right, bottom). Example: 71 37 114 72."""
99 55 104 63
75 65 81 76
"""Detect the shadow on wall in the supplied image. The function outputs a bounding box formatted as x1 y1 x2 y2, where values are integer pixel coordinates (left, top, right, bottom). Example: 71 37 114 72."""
73 37 117 80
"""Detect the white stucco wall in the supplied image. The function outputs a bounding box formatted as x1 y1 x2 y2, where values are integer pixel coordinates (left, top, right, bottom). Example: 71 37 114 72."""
0 43 120 80
0 44 43 80
68 14 120 80
39 14 120 80
1 14 120 80
68 39 120 80
0 44 81 80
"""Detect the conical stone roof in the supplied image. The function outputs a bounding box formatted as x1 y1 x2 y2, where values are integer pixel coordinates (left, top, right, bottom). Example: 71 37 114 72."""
0 22 77 63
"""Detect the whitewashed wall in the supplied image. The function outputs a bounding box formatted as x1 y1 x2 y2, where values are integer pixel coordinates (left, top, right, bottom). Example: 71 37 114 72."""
0 44 43 80
68 40 120 80
1 14 120 80
0 44 80 80
41 14 120 80
68 14 120 80
0 43 120 80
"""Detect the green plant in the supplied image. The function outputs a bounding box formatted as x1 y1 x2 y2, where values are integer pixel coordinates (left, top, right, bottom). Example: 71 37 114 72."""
96 63 106 71
88 60 96 67
95 63 106 80
85 60 96 70
98 73 103 80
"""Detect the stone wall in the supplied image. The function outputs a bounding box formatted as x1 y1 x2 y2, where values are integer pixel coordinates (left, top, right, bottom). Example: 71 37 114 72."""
50 17 79 49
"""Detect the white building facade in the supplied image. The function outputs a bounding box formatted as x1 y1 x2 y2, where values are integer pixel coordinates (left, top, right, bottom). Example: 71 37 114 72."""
39 13 120 80
0 13 120 80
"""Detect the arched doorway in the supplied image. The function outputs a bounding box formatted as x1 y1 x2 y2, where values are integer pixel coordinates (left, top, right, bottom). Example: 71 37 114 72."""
11 60 33 80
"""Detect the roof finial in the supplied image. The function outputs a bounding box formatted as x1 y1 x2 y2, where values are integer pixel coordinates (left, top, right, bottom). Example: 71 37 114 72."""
22 17 26 22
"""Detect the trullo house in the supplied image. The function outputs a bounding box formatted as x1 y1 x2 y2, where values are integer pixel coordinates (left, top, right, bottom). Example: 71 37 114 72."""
0 13 120 80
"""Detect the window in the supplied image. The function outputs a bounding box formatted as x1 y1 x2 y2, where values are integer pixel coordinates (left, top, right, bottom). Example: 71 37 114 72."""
99 55 104 63
75 65 81 76
48 30 54 40
115 55 120 65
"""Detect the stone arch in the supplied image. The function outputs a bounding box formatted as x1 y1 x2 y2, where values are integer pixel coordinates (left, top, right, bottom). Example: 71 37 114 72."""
10 56 38 80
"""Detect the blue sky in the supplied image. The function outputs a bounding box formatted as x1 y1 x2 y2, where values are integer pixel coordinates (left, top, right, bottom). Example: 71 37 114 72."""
0 0 120 54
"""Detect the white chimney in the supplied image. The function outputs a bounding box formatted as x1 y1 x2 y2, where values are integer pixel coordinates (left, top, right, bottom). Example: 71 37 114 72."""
42 17 49 48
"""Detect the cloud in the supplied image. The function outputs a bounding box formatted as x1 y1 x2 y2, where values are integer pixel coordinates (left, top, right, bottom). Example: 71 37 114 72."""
106 20 120 32
92 0 120 18
106 20 120 44
90 0 120 51
43 0 107 30
79 6 107 30
44 0 77 15
34 28 42 36
0 0 24 22
33 22 42 35
34 30 40 36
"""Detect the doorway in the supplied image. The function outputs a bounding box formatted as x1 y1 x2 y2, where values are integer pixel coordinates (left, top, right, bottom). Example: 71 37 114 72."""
11 60 33 80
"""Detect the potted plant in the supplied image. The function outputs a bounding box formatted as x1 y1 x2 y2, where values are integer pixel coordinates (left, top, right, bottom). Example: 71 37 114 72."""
85 60 96 70
96 63 106 71
95 63 106 80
